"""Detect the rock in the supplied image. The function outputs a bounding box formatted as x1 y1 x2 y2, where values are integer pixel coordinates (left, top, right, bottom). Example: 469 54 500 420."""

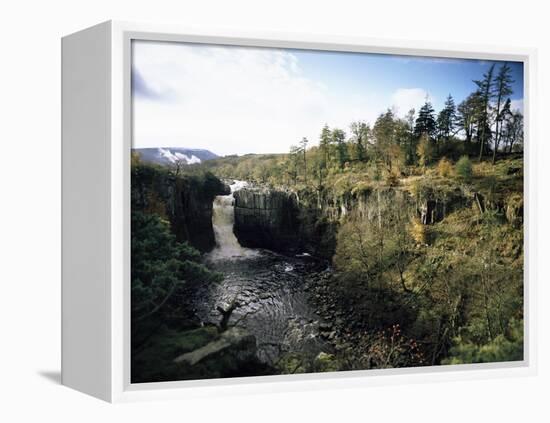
319 322 332 331
417 187 467 225
173 327 256 366
313 352 339 372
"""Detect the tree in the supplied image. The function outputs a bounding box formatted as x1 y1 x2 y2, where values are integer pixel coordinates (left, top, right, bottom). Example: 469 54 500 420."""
299 137 309 184
436 94 457 142
492 63 514 163
404 109 417 165
131 211 221 329
502 110 524 153
414 100 436 140
332 128 348 170
457 93 482 145
319 124 331 170
474 64 495 160
350 121 369 162
416 133 434 168
373 109 397 172
286 145 302 185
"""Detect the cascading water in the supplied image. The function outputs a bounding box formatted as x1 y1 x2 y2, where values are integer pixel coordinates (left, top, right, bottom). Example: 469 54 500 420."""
208 180 256 260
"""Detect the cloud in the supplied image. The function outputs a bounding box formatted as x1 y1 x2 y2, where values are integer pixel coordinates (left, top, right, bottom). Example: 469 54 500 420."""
132 68 162 100
132 41 381 155
391 88 431 117
510 98 524 114
133 42 324 154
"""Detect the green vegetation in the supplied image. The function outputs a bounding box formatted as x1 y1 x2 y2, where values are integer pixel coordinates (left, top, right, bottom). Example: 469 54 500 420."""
131 157 235 382
195 62 524 367
131 61 524 380
455 155 473 181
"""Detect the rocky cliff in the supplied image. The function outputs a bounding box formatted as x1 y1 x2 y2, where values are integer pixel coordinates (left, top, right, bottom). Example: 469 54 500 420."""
131 163 229 252
233 188 301 252
232 182 485 259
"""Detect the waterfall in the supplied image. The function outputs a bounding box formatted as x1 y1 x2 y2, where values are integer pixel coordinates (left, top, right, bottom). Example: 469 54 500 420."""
209 180 255 260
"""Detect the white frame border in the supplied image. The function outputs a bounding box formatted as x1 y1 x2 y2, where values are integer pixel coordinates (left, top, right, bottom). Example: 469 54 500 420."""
109 20 537 403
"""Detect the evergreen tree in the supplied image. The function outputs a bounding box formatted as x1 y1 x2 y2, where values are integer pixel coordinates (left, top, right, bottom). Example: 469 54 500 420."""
131 211 220 327
436 94 457 142
299 137 309 184
404 109 417 165
287 145 302 185
414 101 436 139
350 121 369 162
492 63 514 163
319 124 331 169
332 128 348 170
474 64 495 160
373 110 394 163
457 93 482 145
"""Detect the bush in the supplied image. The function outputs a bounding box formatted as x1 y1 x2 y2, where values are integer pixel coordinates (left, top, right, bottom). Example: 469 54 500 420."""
409 217 428 245
437 157 453 178
455 155 473 181
443 319 523 364
416 134 434 167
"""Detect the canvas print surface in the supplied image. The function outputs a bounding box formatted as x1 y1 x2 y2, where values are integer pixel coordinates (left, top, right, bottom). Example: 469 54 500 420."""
130 40 524 383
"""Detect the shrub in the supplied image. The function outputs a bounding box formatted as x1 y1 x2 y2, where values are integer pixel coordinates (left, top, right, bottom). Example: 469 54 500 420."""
416 134 434 168
443 319 523 364
437 157 453 178
409 217 427 245
455 155 473 181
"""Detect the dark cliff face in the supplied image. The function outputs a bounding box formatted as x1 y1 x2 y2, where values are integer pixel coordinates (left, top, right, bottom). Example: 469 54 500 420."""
132 163 229 252
233 189 301 253
233 187 339 259
232 184 476 260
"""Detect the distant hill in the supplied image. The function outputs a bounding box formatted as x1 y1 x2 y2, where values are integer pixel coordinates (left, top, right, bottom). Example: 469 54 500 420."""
133 147 219 166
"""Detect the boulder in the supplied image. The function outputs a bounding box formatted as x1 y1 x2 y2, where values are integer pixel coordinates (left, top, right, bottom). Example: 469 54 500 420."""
173 327 256 366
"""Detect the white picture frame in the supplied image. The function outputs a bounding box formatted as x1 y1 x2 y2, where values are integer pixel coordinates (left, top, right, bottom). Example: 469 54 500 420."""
61 20 538 402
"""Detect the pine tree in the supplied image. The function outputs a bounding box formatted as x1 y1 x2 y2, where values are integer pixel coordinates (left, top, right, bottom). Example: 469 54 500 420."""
350 121 369 162
492 63 514 163
373 109 395 168
474 64 495 160
332 128 348 170
319 124 331 169
414 101 436 139
457 93 482 145
436 94 457 142
404 109 416 165
299 137 309 184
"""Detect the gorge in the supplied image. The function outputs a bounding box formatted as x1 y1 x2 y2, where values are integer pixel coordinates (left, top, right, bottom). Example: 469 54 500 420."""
130 154 524 382
191 180 331 368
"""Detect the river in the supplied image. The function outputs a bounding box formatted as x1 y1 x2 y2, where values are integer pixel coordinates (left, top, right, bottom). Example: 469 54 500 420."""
193 180 329 366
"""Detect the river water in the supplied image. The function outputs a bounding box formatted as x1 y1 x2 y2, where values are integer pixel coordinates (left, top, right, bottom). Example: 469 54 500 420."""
193 181 328 366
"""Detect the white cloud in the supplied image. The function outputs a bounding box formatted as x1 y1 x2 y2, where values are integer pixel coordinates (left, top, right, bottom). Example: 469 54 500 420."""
391 88 432 117
132 41 381 155
510 99 524 114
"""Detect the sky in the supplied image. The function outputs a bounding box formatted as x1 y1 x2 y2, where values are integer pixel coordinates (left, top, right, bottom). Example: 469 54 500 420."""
132 40 524 156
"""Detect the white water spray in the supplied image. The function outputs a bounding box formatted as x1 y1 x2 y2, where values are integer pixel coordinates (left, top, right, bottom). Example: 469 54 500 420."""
209 180 256 260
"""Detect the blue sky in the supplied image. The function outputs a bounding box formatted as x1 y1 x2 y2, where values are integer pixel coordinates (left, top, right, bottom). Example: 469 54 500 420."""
132 41 523 156
294 49 523 112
